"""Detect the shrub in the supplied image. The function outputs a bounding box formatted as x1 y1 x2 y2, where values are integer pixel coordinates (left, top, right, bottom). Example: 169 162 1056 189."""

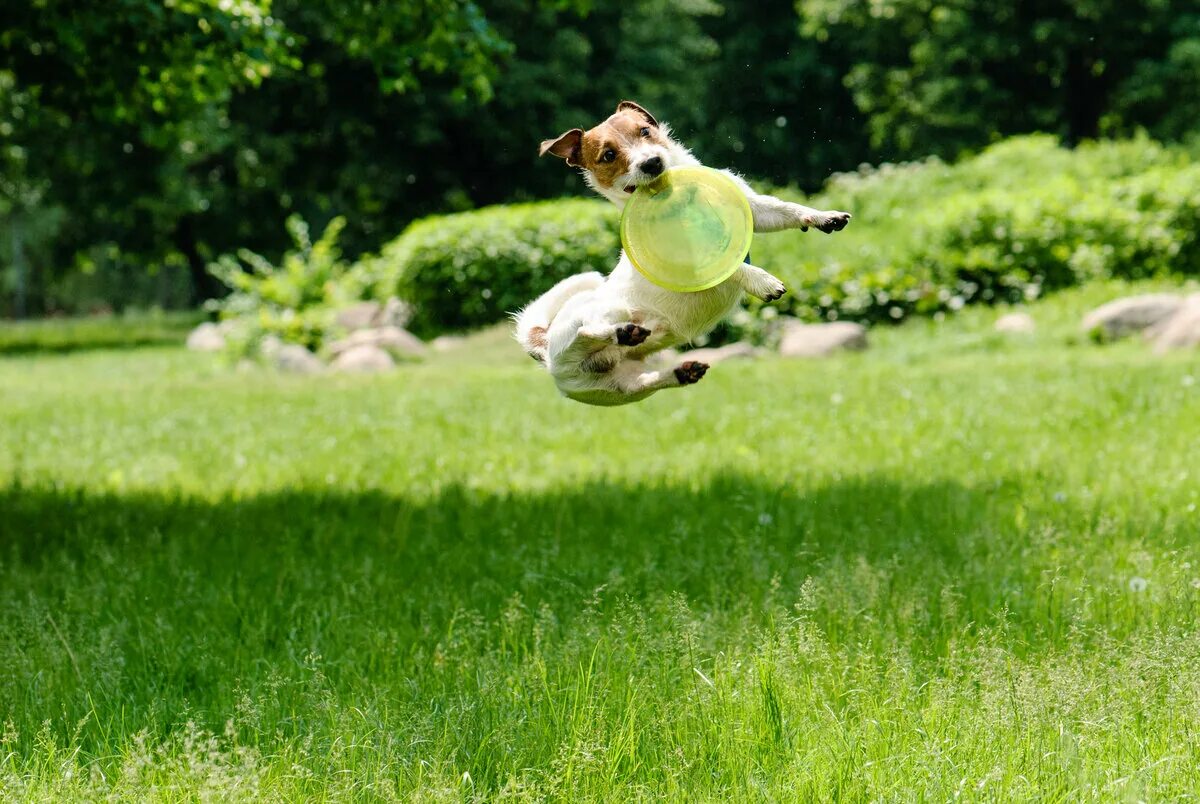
206 216 368 354
363 200 619 336
754 135 1200 324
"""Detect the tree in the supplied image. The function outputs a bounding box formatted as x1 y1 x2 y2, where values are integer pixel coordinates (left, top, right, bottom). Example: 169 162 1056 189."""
798 0 1200 157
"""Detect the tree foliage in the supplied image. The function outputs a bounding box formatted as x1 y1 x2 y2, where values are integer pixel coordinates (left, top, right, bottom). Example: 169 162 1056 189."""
799 0 1200 155
1 0 1198 316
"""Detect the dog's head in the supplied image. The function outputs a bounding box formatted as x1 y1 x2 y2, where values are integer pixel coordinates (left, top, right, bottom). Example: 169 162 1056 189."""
539 101 691 206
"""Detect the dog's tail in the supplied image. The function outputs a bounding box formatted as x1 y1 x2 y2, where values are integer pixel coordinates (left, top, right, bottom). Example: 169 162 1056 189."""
513 271 604 363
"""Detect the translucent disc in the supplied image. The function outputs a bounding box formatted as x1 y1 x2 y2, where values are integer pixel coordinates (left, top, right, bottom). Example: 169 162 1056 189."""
620 166 753 292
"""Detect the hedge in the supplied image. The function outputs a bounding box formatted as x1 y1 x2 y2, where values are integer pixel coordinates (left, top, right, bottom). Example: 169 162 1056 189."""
364 200 620 336
364 135 1200 335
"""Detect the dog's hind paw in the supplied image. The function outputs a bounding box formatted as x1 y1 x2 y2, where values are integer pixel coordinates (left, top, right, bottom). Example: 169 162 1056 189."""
762 279 787 302
616 323 651 346
674 361 709 385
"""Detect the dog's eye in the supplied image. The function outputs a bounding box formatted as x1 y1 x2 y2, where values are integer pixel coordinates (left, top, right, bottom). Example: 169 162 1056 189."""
639 127 650 137
600 149 616 163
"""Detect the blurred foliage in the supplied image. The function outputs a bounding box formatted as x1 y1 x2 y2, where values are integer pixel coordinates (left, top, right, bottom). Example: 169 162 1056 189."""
374 136 1200 336
1 0 1198 318
0 310 201 355
799 0 1200 155
364 200 619 337
756 135 1200 324
206 215 366 353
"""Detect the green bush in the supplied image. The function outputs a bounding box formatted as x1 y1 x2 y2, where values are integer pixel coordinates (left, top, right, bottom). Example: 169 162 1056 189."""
755 135 1200 324
361 135 1199 337
0 310 201 355
364 200 619 336
206 215 369 354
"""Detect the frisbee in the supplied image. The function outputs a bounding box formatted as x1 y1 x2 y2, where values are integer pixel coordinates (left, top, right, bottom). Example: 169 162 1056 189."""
620 166 753 292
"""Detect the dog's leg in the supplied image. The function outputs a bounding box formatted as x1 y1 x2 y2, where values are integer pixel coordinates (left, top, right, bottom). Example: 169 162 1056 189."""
747 193 851 234
737 264 787 301
718 170 850 234
613 359 709 394
515 271 605 362
578 321 652 347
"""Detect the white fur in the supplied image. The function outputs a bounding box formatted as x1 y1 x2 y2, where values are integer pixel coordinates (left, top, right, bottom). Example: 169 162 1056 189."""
517 117 851 407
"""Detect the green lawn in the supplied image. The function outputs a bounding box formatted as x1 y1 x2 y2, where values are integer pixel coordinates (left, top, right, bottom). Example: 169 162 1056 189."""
2 282 1199 801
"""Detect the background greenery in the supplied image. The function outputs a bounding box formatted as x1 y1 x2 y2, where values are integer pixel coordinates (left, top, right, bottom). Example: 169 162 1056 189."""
3 0 1198 318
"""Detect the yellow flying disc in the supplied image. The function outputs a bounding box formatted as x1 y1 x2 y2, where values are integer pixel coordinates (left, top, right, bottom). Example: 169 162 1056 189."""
620 166 753 292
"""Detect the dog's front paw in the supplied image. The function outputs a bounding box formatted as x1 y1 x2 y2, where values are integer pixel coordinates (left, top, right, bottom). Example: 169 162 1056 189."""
616 323 651 346
674 361 709 385
812 210 851 234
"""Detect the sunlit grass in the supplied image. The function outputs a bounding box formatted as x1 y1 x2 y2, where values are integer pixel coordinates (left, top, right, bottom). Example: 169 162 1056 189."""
2 281 1199 800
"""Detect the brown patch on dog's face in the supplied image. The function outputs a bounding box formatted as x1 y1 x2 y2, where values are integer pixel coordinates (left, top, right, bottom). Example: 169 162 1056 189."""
540 101 667 191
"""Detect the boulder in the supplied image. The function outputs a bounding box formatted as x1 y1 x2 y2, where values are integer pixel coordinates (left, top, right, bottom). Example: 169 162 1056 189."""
377 297 413 329
994 312 1035 334
334 301 381 332
430 335 466 353
274 344 324 374
1151 294 1200 354
327 326 426 360
1081 294 1184 340
779 320 867 358
330 344 395 373
185 322 225 352
334 297 413 332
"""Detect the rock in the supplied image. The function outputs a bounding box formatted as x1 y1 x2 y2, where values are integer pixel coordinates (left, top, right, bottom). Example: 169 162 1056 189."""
430 335 465 353
274 344 324 374
994 311 1035 334
1081 294 1184 340
334 301 381 332
327 326 426 360
258 334 284 359
1151 294 1200 353
330 344 395 373
186 322 226 352
377 297 413 329
779 320 868 358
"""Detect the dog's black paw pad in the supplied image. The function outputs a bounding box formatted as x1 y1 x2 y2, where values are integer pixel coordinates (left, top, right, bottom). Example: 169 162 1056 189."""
817 212 851 234
764 285 787 302
674 361 709 385
616 323 651 346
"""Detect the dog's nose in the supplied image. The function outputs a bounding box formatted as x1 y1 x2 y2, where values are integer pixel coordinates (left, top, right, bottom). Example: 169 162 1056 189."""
641 156 664 176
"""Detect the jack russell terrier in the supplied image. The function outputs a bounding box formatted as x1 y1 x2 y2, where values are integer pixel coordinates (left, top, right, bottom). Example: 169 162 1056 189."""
516 100 851 406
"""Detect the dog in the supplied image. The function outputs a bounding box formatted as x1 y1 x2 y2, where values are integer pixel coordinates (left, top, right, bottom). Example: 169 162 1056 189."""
515 100 851 406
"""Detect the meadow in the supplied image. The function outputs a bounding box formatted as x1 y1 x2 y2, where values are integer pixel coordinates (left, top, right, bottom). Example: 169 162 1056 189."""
3 281 1200 800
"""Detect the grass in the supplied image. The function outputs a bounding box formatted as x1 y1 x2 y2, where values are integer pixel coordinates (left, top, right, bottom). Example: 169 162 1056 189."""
2 281 1199 800
0 310 201 355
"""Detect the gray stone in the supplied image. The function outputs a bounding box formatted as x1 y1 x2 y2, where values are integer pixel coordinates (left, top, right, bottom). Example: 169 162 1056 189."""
274 344 324 374
1081 294 1184 340
994 311 1035 333
258 334 284 359
330 344 395 373
186 322 225 352
327 326 426 360
430 335 466 353
377 297 413 329
779 320 868 358
334 301 382 332
1151 294 1200 353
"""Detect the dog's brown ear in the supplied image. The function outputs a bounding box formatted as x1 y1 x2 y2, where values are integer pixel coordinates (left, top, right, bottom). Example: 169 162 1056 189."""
539 128 584 167
616 100 658 127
